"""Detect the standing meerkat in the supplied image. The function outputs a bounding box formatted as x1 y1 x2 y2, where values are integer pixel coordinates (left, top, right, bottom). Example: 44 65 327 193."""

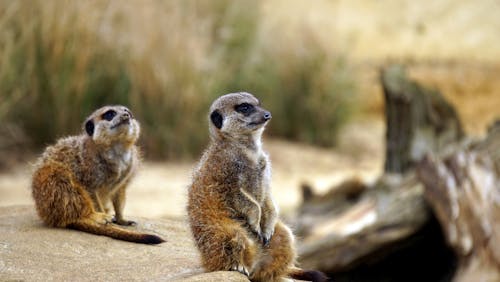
187 92 327 281
31 105 164 244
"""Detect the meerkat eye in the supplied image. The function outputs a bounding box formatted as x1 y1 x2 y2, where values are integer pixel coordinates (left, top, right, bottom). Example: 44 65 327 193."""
101 110 117 121
235 103 254 115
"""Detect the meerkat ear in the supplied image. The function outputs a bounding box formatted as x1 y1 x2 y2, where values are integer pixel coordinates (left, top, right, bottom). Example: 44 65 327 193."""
210 110 223 129
85 120 95 136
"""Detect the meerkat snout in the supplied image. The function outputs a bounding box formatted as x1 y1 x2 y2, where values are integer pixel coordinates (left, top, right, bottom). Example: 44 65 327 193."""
111 112 132 129
248 108 271 127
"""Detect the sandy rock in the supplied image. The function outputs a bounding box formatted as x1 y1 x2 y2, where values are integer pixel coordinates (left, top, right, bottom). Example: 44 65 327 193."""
0 205 249 282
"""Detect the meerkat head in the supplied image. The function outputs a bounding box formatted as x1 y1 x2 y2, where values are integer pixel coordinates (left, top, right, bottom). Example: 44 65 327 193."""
209 92 271 142
83 105 140 147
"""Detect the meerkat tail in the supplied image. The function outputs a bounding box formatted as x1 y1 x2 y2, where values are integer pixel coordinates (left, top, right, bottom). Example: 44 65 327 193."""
288 267 329 282
69 219 165 245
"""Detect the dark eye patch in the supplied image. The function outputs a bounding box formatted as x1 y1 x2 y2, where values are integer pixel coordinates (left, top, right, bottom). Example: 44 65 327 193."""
101 110 117 121
85 120 94 136
235 103 255 115
210 110 223 129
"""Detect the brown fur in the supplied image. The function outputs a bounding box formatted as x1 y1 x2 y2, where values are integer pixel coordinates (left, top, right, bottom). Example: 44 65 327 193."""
31 105 164 244
187 92 327 281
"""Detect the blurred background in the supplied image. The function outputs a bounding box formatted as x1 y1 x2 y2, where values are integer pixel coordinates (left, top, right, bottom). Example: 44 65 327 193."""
0 0 499 217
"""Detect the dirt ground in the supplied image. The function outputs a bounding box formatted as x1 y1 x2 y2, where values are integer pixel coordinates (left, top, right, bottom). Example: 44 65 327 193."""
0 119 384 218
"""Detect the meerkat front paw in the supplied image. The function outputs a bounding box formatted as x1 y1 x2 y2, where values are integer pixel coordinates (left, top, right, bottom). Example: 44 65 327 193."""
259 216 277 246
93 213 114 225
248 220 263 243
261 226 275 247
230 263 249 276
112 217 137 226
246 207 262 240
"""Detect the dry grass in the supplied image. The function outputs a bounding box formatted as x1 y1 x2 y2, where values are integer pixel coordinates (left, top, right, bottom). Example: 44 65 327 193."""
0 0 355 160
1 0 497 161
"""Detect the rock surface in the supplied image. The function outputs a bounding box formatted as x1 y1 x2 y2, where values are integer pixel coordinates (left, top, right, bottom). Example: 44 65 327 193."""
0 205 249 281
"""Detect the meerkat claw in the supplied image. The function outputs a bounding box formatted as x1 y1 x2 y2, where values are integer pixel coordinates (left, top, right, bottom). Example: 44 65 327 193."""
112 217 137 226
231 264 249 276
262 228 274 246
263 235 271 247
94 213 114 225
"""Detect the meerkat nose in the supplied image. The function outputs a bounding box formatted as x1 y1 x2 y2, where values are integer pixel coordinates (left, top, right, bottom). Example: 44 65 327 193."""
122 112 130 119
264 112 272 121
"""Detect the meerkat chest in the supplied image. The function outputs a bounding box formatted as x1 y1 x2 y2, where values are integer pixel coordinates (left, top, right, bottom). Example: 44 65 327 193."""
239 150 270 202
100 148 135 190
115 150 133 175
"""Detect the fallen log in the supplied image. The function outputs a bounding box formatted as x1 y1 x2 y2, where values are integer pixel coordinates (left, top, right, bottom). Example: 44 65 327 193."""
298 174 428 272
295 65 466 280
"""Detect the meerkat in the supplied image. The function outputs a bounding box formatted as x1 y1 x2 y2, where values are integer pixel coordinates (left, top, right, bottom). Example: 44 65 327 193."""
31 105 164 244
187 92 328 282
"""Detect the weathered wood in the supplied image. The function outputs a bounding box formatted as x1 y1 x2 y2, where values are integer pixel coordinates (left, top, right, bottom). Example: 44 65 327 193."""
381 65 463 174
295 65 468 277
417 123 500 281
297 174 428 272
296 178 367 236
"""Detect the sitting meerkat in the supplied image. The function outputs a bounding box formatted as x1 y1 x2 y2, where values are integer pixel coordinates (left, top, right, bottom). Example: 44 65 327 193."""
31 105 164 244
187 92 327 281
